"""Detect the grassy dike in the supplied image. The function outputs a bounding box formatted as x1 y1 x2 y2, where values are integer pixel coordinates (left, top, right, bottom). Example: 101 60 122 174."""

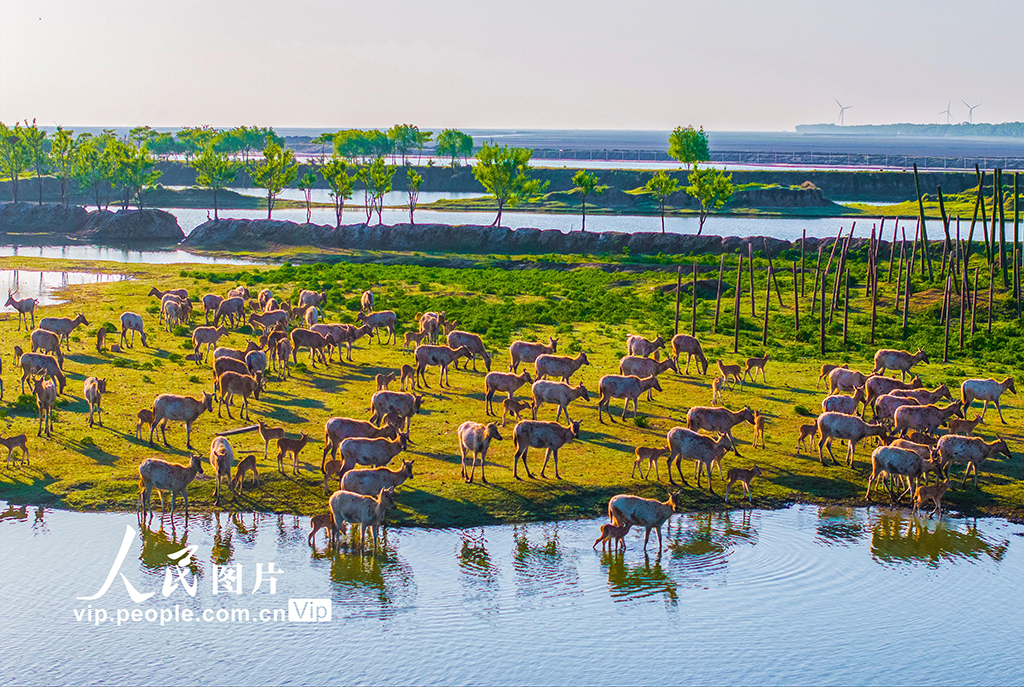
0 247 1023 526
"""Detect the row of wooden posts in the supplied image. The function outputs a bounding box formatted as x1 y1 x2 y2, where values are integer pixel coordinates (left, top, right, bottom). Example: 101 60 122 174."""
672 167 1021 363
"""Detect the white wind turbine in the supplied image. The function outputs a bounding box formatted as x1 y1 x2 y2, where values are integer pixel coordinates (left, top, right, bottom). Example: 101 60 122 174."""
835 99 853 126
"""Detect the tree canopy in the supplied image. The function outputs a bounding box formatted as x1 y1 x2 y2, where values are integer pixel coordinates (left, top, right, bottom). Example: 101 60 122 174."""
472 143 547 227
686 165 734 235
249 142 299 219
668 125 710 171
436 129 473 167
645 170 679 233
191 145 242 220
320 156 355 227
571 170 607 232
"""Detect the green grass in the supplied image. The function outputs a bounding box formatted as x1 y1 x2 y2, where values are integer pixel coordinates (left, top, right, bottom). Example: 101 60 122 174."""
0 251 1023 526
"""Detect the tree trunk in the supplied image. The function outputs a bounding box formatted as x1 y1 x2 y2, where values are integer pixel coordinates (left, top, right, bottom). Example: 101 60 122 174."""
713 254 725 334
660 201 666 234
691 260 697 337
673 265 682 336
912 163 934 281
581 197 587 232
733 255 743 354
213 187 219 221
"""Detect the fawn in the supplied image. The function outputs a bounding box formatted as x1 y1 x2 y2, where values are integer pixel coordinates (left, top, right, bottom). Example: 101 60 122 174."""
753 411 766 449
913 480 950 519
0 434 29 467
501 398 533 427
323 459 344 495
631 446 669 480
277 432 310 475
400 364 417 392
309 512 344 546
375 371 396 391
230 454 260 494
711 377 725 405
135 409 155 440
796 423 817 453
716 360 743 389
725 465 763 504
258 420 286 462
593 521 632 551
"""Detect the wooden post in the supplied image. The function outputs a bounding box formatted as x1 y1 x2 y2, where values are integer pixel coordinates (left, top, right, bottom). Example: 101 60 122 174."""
988 260 994 334
971 266 979 340
733 254 743 353
979 168 992 264
910 218 921 277
792 260 800 333
937 186 952 251
902 251 912 337
991 170 999 269
865 224 876 297
1015 172 1021 318
998 169 1008 288
810 245 823 316
764 239 784 307
967 169 985 266
870 250 878 344
800 229 806 296
822 226 843 295
912 163 934 281
895 228 907 312
939 239 948 287
691 259 697 337
960 240 968 350
762 260 771 346
820 255 827 356
748 242 756 317
887 219 899 283
713 254 725 333
842 269 850 348
943 273 951 362
832 223 855 315
673 264 682 336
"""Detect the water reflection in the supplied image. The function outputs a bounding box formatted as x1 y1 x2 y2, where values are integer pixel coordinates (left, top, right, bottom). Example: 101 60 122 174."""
816 506 867 547
870 511 1009 567
138 518 203 578
0 504 28 522
668 512 757 585
459 529 500 613
602 552 679 605
512 523 581 602
327 546 417 618
210 512 234 565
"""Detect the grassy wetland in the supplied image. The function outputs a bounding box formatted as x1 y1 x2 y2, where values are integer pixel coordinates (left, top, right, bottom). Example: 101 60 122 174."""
1 241 1023 527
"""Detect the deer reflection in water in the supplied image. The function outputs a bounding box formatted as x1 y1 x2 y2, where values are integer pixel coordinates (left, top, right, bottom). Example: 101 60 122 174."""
512 523 581 601
816 506 867 547
326 543 416 618
870 510 1009 567
459 529 500 613
601 551 679 605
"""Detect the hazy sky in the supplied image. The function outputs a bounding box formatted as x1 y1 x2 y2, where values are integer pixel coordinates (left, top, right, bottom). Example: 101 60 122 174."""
1 0 1021 131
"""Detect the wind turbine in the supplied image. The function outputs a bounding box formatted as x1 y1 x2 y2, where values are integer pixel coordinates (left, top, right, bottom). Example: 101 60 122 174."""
962 100 981 124
835 99 853 126
938 101 953 124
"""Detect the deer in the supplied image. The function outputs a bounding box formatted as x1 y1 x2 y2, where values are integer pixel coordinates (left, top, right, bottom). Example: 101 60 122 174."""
5 292 37 330
308 513 338 547
329 487 395 554
796 423 817 453
209 436 235 505
686 406 756 444
18 353 66 395
743 354 770 384
948 415 985 436
83 377 107 428
512 419 581 480
532 380 591 423
960 377 1016 424
534 350 589 383
913 481 950 519
670 334 709 375
400 364 416 391
341 459 414 497
96 327 107 353
321 417 399 469
893 402 964 438
619 356 677 400
631 446 669 480
135 409 155 440
593 521 632 552
29 328 64 369
484 369 533 416
403 330 428 352
716 360 743 389
215 371 261 421
360 290 374 314
202 294 224 325
256 421 286 462
817 363 847 390
0 434 29 467
501 398 534 427
375 371 396 391
415 344 471 388
447 330 491 371
137 453 204 517
369 391 424 434
935 434 1012 489
337 433 408 478
358 310 399 345
276 431 310 475
214 297 246 328
149 392 214 450
711 377 725 405
39 313 89 350
596 375 661 422
230 454 260 495
725 465 763 503
665 427 736 489
626 334 665 358
119 312 148 348
33 378 56 438
508 337 557 373
752 411 766 449
458 421 504 483
815 412 891 468
608 491 683 552
873 348 929 381
191 325 227 361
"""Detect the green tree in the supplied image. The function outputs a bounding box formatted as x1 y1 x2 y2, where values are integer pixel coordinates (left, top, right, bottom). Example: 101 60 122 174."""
249 142 299 219
333 129 368 161
190 145 242 220
415 129 433 164
407 168 423 224
645 170 679 233
0 121 31 202
311 132 335 163
358 157 394 225
297 169 318 223
436 129 473 167
50 127 78 206
686 164 734 235
668 125 710 171
319 156 354 227
472 143 547 227
129 126 160 148
111 137 161 209
20 119 49 205
571 170 607 232
176 125 218 161
72 134 113 210
388 124 420 165
148 132 179 160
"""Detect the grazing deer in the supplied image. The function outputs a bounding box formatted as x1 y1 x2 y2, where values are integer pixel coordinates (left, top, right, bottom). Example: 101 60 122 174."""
711 377 725 405
230 454 260 494
96 328 107 353
725 465 763 503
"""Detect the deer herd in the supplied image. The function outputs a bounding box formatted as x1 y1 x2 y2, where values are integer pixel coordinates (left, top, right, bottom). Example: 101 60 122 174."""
1 279 1019 555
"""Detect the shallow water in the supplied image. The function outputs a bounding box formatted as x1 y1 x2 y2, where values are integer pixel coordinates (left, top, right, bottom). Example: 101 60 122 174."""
169 207 900 242
0 269 130 307
0 244 257 265
1 503 1020 686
